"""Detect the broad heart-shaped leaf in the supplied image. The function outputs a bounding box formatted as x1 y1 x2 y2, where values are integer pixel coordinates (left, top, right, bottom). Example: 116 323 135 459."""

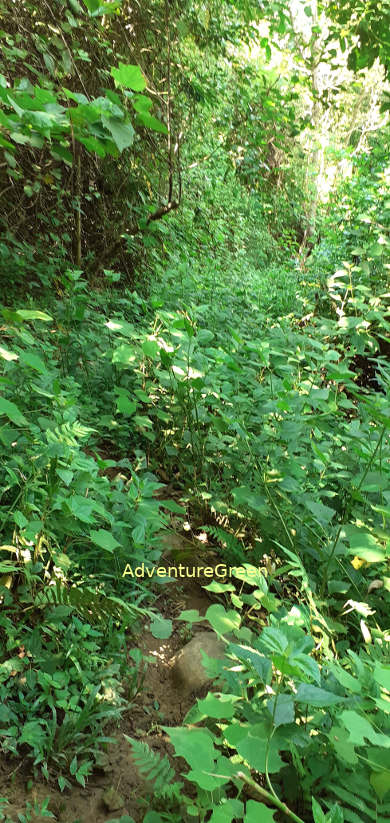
103 116 134 152
0 397 28 426
164 726 216 771
244 800 276 823
295 684 345 707
196 693 239 720
90 529 121 553
111 63 146 91
177 608 203 624
149 615 172 639
225 722 283 774
206 603 241 635
209 798 244 823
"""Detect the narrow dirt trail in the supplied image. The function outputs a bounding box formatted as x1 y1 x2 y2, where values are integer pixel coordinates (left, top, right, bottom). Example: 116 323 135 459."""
1 533 222 823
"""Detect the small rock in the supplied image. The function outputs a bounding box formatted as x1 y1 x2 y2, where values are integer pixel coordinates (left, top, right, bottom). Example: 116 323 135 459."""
102 786 125 812
171 631 225 693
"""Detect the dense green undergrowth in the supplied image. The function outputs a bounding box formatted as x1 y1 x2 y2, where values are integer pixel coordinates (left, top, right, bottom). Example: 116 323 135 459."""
1 131 389 823
1 2 390 820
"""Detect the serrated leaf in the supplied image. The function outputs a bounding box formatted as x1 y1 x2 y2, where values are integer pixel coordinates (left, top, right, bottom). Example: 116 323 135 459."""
90 529 121 553
295 684 345 707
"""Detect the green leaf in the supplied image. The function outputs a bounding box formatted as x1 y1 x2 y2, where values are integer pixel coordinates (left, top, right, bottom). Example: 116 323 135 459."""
112 344 137 365
160 500 186 515
150 615 172 639
373 663 390 692
116 392 137 417
267 694 295 727
347 531 386 563
83 0 101 13
19 351 47 374
105 117 135 151
206 603 241 635
15 309 52 322
245 800 276 823
131 94 153 113
135 110 167 134
196 693 238 720
19 720 46 747
56 468 74 487
304 498 335 525
142 338 159 358
209 799 244 823
295 684 345 707
228 722 283 773
0 346 18 361
164 726 215 771
90 529 121 553
0 397 28 426
65 495 96 523
227 643 271 683
370 770 390 801
177 609 203 624
312 797 326 823
340 710 390 747
111 64 146 91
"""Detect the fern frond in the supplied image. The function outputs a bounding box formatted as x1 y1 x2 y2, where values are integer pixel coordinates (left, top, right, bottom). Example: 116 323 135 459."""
203 524 246 564
124 735 175 793
37 581 149 626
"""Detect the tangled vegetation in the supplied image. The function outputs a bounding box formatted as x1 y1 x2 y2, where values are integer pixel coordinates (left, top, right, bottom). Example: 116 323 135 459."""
0 1 389 822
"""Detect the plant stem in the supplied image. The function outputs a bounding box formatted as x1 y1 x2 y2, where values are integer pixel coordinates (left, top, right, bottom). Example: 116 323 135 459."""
235 771 306 823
